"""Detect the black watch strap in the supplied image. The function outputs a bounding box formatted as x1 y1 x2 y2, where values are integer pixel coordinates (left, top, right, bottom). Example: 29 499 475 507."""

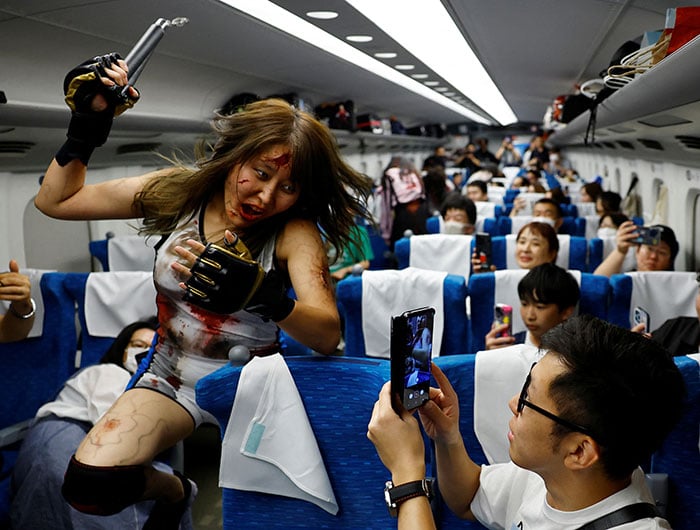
384 478 435 517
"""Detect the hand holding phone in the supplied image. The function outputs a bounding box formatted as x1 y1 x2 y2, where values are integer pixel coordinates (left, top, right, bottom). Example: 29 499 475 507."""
633 306 650 334
391 307 435 412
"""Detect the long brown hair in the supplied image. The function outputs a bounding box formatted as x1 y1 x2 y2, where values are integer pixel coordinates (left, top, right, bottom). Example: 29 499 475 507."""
135 99 372 257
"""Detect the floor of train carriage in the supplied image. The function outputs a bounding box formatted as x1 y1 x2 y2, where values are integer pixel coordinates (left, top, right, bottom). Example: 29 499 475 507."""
184 425 223 530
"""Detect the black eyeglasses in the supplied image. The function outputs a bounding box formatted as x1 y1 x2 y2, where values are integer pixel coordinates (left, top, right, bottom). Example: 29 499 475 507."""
518 364 597 439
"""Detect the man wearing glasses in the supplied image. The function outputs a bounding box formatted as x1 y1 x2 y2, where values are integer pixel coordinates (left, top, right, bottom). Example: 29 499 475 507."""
368 315 684 529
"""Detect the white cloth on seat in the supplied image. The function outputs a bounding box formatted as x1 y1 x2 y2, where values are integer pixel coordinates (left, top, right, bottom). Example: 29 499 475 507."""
509 216 532 236
574 202 598 217
505 234 570 270
84 271 157 337
493 269 581 335
599 236 636 271
361 268 446 358
107 235 156 272
475 201 496 219
220 354 338 515
474 344 540 463
409 234 472 281
627 271 697 330
583 214 599 240
494 269 529 335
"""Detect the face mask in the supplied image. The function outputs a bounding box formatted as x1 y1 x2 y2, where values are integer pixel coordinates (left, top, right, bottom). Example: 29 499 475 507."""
550 154 560 162
531 216 556 227
123 347 148 374
443 220 468 234
597 227 617 239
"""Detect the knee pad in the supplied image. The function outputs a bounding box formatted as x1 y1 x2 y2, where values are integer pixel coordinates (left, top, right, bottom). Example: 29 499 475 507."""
62 455 147 515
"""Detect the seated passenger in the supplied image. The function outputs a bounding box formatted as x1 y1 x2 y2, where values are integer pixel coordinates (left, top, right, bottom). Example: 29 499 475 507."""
579 182 603 204
472 222 558 274
368 315 684 529
596 190 622 217
9 319 180 530
439 192 477 235
327 222 374 283
464 180 489 203
0 259 36 343
593 222 678 278
485 263 579 350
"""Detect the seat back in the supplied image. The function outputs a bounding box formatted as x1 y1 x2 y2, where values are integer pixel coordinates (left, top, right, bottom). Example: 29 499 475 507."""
64 271 158 367
89 235 156 272
432 354 492 529
468 271 609 353
394 234 473 280
608 272 697 330
0 272 77 429
650 355 700 530
195 356 394 529
336 269 469 357
0 272 78 524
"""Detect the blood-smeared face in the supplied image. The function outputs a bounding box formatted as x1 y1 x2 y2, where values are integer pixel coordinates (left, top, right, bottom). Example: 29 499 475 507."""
223 144 300 229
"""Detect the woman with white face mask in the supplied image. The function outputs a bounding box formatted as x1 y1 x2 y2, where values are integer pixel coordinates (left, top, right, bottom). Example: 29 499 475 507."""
10 319 174 530
439 192 477 235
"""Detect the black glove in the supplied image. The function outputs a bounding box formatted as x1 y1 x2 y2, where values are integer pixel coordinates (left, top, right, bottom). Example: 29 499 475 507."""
183 235 265 314
56 53 138 166
244 269 296 322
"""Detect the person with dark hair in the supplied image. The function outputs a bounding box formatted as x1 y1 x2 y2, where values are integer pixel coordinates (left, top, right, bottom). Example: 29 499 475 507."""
596 190 623 216
472 221 559 274
531 198 564 232
422 166 450 215
594 222 679 277
11 319 163 529
367 314 684 528
0 259 35 343
422 146 449 170
580 182 603 203
380 156 429 248
464 179 488 203
35 55 372 527
486 263 579 349
438 192 477 235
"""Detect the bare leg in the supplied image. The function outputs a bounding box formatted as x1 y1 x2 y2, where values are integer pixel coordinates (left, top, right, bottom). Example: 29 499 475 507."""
75 388 195 503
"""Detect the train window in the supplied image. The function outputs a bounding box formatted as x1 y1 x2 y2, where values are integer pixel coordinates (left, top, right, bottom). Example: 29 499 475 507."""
692 191 700 272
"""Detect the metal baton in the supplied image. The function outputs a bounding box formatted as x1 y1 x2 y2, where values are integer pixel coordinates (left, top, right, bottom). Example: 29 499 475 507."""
118 16 189 101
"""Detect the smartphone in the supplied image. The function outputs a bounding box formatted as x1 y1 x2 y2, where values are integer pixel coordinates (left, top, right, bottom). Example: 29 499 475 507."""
391 307 435 412
474 232 492 272
494 303 513 338
632 226 661 246
633 306 650 333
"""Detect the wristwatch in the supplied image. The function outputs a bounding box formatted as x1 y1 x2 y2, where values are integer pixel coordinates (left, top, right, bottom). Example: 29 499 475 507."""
384 478 435 517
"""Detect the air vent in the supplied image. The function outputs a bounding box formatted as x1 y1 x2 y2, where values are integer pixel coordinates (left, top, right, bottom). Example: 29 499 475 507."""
617 140 635 150
676 135 700 150
602 142 616 149
116 143 161 155
0 141 35 157
637 139 664 150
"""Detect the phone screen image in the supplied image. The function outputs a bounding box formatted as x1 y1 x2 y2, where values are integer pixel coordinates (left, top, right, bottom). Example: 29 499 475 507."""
475 233 492 272
494 303 513 337
632 226 661 246
633 306 650 333
391 307 435 411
